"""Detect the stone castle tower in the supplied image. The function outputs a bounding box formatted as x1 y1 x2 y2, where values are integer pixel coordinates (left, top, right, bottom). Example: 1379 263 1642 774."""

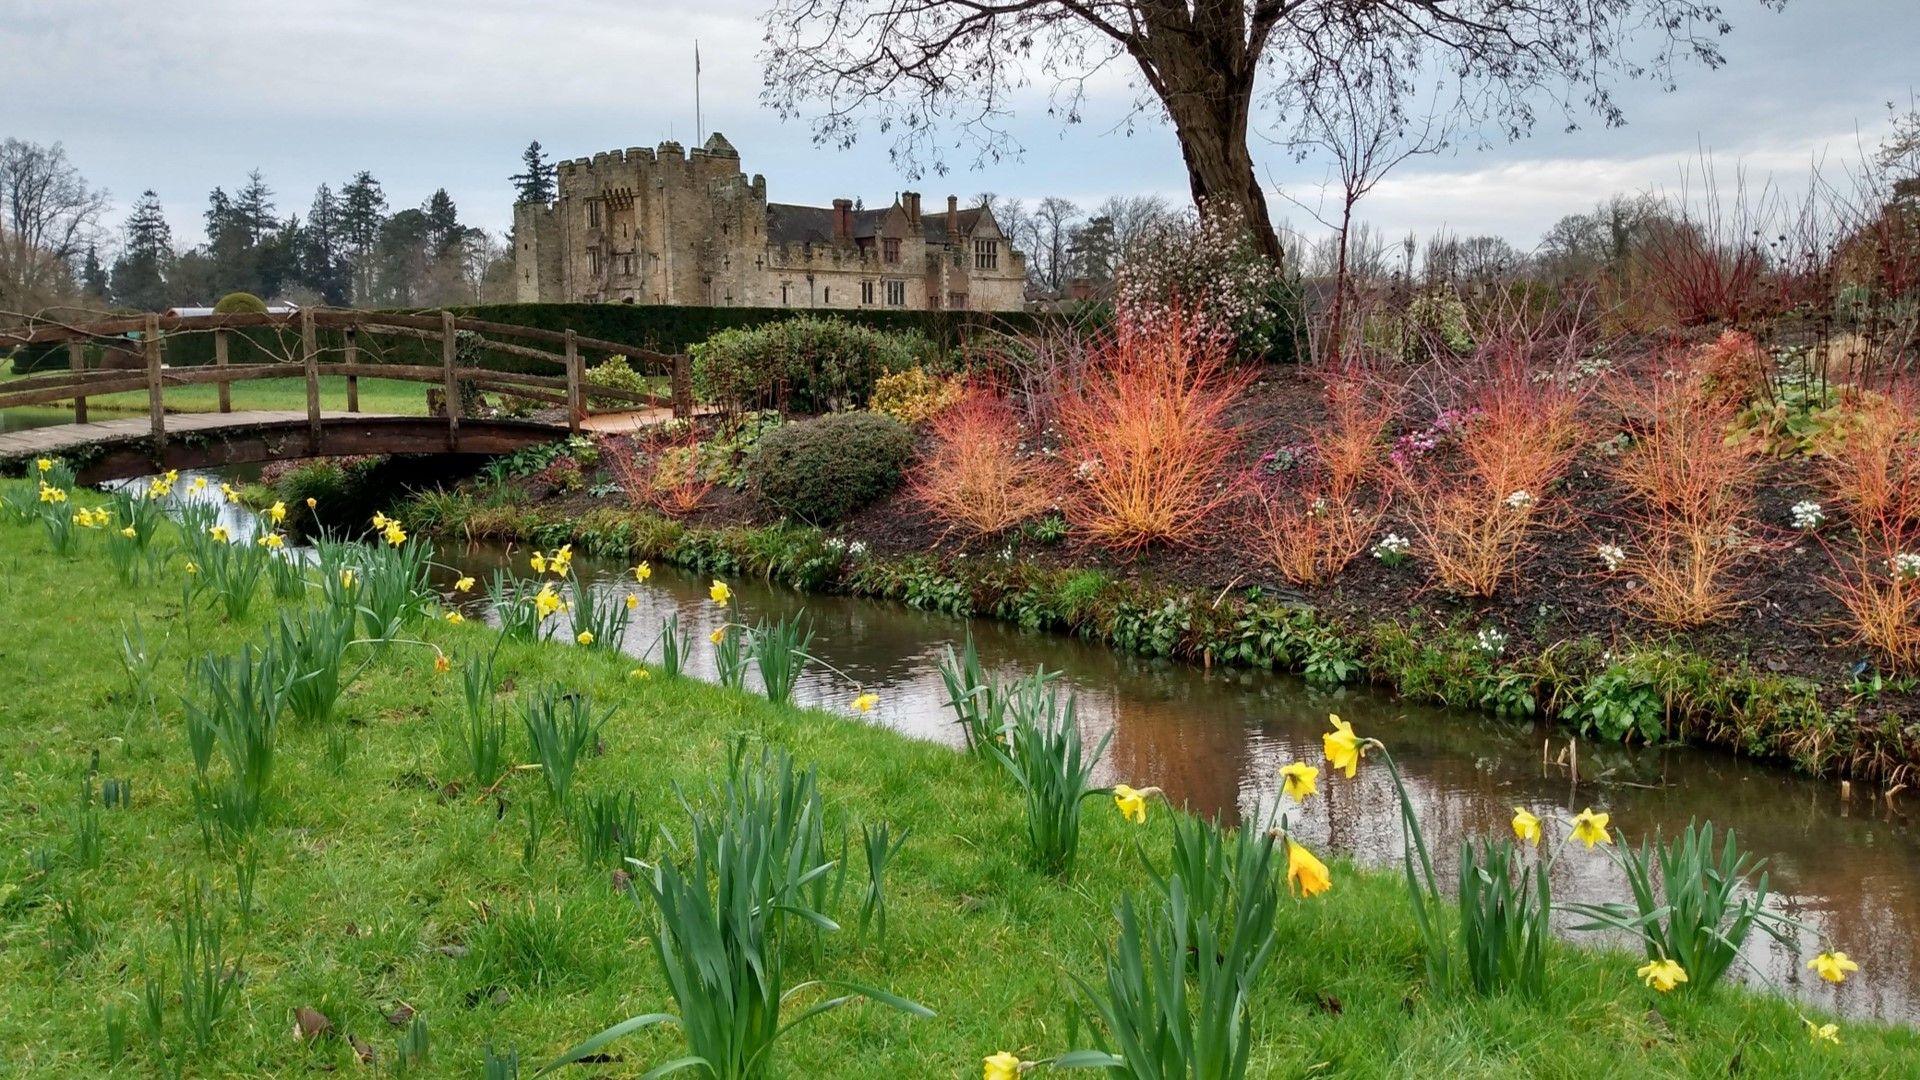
513 134 1027 312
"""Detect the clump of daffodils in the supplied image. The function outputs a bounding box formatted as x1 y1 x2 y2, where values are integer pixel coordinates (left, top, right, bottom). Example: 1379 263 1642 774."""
1476 626 1507 656
1595 543 1627 571
1371 532 1411 566
1790 500 1825 530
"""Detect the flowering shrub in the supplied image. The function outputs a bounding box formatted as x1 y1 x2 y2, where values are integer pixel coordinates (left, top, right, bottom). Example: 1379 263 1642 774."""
1112 207 1299 359
1056 314 1250 552
869 366 964 425
909 390 1058 537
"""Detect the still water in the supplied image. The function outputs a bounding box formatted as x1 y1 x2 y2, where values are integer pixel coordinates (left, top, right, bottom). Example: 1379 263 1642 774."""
161 474 1920 1024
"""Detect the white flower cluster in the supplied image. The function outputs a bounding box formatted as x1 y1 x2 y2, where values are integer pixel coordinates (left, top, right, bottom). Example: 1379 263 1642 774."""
1372 533 1410 560
1476 626 1508 655
1595 543 1626 571
1893 553 1920 581
824 538 870 559
1504 490 1535 511
1791 500 1825 530
1074 458 1101 482
1112 207 1287 353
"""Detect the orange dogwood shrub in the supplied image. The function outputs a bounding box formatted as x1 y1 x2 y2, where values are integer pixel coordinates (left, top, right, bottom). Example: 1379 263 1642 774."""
909 389 1057 536
602 430 714 518
1056 314 1251 552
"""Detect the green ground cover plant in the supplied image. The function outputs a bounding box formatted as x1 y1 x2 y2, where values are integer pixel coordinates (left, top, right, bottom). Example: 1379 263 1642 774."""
0 480 1910 1076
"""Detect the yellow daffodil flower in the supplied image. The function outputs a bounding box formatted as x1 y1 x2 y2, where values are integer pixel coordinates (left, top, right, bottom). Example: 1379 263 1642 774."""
1280 762 1319 802
35 458 52 473
1809 952 1859 985
184 560 199 575
629 667 651 680
1637 958 1687 993
1805 1019 1840 1045
550 544 573 576
633 561 652 582
534 586 562 619
208 525 230 543
1112 783 1149 825
983 1052 1021 1080
165 469 178 482
1286 838 1332 898
455 576 475 592
445 610 464 625
576 630 595 645
190 476 207 492
710 628 726 645
709 579 732 604
1512 808 1542 846
120 526 137 539
853 692 879 713
434 653 452 675
305 496 317 509
1323 714 1363 778
258 532 285 550
1570 808 1613 849
267 500 287 524
38 484 66 503
625 593 639 611
340 568 356 589
372 511 390 528
530 551 547 574
382 522 407 546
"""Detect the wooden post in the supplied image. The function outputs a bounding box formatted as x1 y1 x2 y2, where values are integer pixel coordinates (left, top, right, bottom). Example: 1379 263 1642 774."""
301 309 321 451
564 329 582 436
441 310 461 450
213 328 232 413
670 354 694 419
66 340 88 424
144 314 165 447
344 326 360 413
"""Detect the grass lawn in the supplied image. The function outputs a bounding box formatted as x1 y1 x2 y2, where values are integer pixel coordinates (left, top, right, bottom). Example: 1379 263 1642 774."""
0 371 434 418
0 487 1912 1077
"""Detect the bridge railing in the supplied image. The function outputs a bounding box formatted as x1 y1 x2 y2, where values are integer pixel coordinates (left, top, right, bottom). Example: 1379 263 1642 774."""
0 308 695 450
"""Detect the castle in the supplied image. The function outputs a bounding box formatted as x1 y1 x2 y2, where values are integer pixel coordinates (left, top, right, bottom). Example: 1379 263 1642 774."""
513 134 1028 312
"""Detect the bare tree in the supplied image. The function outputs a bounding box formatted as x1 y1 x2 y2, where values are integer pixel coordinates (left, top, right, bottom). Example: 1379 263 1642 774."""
760 0 1779 267
1029 196 1081 291
0 139 108 312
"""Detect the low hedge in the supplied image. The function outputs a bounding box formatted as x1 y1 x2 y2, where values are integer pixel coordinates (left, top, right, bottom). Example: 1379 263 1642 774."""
748 412 914 524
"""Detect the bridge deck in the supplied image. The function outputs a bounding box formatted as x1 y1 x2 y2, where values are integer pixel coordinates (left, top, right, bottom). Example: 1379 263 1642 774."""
0 411 404 458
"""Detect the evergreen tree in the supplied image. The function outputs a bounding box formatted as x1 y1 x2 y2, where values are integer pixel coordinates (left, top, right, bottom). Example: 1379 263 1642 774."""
110 190 173 310
422 188 460 257
339 171 388 303
301 183 350 304
510 140 556 204
79 244 109 301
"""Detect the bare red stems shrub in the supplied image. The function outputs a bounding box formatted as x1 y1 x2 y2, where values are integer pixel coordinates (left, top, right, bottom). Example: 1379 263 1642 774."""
910 388 1058 536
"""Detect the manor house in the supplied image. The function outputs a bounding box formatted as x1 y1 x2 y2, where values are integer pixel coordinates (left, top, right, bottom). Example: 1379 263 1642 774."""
513 134 1027 312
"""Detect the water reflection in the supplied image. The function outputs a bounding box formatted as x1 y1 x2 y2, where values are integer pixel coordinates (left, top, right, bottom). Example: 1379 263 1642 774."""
123 470 1920 1023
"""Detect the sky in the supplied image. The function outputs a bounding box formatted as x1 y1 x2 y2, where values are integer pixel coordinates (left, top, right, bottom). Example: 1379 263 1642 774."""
3 0 1915 255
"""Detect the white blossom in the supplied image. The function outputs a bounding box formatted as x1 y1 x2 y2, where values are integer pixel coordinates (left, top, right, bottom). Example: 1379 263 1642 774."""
1893 553 1920 581
1595 543 1626 571
1476 626 1508 655
1504 490 1535 511
1372 533 1410 561
1790 500 1825 530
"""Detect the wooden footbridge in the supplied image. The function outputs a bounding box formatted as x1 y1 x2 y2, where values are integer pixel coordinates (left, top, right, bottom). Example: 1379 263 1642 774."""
0 308 691 481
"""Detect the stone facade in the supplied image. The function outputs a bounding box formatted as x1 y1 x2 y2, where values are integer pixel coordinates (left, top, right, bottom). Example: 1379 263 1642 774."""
513 133 1028 312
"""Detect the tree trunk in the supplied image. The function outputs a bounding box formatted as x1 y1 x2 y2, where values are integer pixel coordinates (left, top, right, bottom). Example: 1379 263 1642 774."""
1151 56 1284 269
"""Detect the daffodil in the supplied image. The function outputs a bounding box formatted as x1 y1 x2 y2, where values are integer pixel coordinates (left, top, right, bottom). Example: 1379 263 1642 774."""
266 500 287 524
625 593 639 611
709 579 732 604
549 544 573 576
184 561 199 575
853 692 879 713
382 522 407 546
1804 1019 1840 1045
305 496 317 509
35 458 52 473
1570 807 1613 849
1323 714 1363 778
340 568 357 589
455 575 475 592
190 476 207 492
1280 762 1319 802
983 1052 1021 1080
1112 784 1149 825
445 610 465 625
120 525 137 539
629 667 652 680
1637 958 1687 993
576 630 595 645
710 628 726 645
1286 838 1332 898
633 562 653 582
1512 808 1542 846
534 586 562 619
208 525 230 543
258 532 285 550
1809 952 1859 985
530 551 547 574
434 653 452 675
372 511 390 528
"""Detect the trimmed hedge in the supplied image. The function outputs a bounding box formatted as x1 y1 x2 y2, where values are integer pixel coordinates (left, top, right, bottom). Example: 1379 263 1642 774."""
748 412 914 524
691 318 931 413
438 303 1044 357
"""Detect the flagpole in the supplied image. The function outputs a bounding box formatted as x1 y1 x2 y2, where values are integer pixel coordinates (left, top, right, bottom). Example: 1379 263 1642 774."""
695 41 703 145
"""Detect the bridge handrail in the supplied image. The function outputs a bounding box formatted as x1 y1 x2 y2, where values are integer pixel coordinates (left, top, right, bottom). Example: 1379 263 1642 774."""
1 307 695 448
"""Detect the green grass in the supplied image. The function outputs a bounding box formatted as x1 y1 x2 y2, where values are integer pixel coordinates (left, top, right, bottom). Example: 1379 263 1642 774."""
0 372 433 418
0 488 1912 1077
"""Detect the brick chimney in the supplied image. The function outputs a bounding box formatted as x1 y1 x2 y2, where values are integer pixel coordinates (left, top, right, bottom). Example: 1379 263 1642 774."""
832 198 853 242
947 195 959 241
901 191 920 226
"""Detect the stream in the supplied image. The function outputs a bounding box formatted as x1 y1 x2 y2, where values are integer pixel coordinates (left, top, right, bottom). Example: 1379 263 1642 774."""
124 467 1920 1024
